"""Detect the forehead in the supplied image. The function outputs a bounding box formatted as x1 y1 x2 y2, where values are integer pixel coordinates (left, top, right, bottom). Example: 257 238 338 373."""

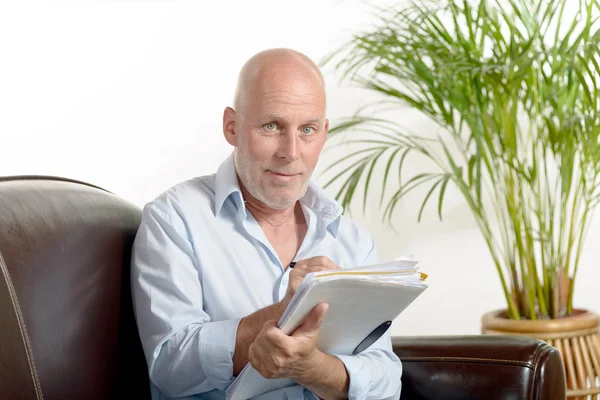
248 70 326 118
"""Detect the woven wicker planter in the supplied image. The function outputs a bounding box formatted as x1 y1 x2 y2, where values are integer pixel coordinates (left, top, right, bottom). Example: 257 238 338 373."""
482 309 600 399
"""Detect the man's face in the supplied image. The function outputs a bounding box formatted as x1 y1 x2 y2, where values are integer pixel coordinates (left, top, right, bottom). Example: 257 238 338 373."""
231 69 328 210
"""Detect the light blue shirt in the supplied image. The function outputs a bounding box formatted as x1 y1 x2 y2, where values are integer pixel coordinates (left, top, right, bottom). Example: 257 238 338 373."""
131 153 402 400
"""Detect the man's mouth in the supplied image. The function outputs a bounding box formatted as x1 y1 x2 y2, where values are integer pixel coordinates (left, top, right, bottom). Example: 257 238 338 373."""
267 170 302 179
268 169 301 176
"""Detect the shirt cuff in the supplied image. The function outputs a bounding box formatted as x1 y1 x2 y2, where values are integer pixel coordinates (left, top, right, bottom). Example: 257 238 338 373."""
198 318 242 391
334 355 371 400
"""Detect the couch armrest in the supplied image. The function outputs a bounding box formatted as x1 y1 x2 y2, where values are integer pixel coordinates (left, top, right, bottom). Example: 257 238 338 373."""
392 335 565 400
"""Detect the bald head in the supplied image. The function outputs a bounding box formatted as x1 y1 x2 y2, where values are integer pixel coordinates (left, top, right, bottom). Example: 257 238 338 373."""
233 48 326 115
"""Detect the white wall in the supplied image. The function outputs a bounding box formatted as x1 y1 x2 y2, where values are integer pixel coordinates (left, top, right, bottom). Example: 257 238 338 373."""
1 0 597 337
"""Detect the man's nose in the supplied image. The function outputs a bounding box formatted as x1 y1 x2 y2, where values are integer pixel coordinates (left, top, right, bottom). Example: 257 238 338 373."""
276 132 300 161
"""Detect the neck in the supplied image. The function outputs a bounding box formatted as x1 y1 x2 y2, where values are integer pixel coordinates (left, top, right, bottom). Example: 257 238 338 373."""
239 180 297 227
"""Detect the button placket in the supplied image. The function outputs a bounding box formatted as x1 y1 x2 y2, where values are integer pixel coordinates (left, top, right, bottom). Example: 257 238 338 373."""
277 268 292 302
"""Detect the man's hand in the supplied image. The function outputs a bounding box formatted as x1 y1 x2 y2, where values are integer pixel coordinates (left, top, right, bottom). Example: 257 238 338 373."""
282 256 340 308
248 303 350 400
248 302 329 381
233 256 339 376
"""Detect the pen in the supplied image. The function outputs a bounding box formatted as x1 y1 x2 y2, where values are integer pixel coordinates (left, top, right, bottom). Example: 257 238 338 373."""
289 262 296 269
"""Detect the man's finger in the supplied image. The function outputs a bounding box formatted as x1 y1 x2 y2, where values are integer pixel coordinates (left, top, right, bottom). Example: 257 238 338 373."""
262 320 291 348
291 302 329 338
301 264 338 275
263 319 279 329
302 256 336 268
313 256 340 270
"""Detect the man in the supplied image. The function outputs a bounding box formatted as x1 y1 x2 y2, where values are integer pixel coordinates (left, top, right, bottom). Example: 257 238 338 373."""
131 48 402 400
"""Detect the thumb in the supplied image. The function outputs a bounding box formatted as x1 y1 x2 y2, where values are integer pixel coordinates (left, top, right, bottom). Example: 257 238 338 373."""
292 302 329 337
264 319 279 328
261 319 279 332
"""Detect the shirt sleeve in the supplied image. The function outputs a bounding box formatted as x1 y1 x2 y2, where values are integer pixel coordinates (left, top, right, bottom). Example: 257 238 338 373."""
333 238 403 400
131 202 240 398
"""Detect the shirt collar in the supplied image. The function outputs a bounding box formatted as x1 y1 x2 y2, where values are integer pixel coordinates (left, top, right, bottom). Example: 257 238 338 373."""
300 181 343 237
214 152 343 236
214 153 246 219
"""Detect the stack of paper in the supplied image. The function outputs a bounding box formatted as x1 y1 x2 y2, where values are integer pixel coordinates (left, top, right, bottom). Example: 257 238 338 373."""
226 259 428 400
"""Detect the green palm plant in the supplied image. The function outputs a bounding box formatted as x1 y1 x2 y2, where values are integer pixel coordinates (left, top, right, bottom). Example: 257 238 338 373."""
322 0 600 320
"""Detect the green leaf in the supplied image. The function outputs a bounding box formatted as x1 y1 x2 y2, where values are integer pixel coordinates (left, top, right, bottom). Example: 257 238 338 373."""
418 178 443 222
468 155 477 186
322 148 383 190
438 174 451 220
327 118 367 136
384 173 441 224
380 147 405 207
363 150 385 214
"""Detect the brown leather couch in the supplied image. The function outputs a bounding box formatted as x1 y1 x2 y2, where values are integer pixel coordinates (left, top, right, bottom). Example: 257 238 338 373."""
0 176 567 399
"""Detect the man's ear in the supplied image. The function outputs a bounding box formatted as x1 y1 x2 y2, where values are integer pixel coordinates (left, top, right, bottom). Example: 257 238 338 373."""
223 107 237 146
316 118 330 154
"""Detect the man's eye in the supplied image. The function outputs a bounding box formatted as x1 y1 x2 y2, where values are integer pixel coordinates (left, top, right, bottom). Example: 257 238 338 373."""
302 127 314 135
265 123 277 131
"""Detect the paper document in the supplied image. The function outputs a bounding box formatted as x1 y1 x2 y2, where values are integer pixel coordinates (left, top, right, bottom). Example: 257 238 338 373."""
226 258 428 400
